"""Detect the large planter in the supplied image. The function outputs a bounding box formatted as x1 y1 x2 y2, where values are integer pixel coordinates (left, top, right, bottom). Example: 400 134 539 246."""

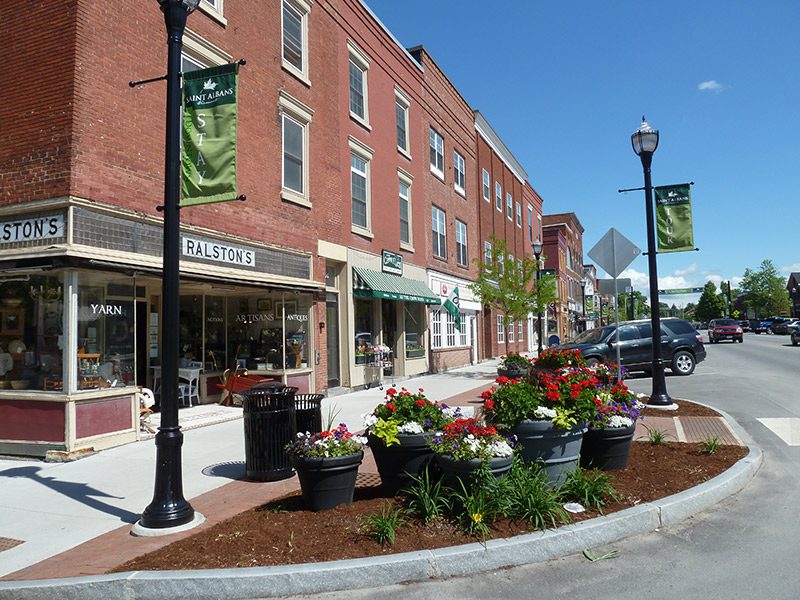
511 419 587 488
497 366 529 380
368 432 435 494
435 454 513 488
580 424 636 471
290 451 363 512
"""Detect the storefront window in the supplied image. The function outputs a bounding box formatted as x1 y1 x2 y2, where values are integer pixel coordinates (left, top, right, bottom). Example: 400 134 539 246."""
0 273 64 392
404 303 425 358
77 273 136 390
204 295 226 371
179 295 203 367
354 299 373 364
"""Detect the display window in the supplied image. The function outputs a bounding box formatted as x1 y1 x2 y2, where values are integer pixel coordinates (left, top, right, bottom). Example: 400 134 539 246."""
404 303 425 358
354 298 374 365
0 273 65 392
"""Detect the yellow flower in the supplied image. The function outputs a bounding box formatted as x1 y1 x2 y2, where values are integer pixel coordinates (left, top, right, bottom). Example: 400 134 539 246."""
471 513 483 523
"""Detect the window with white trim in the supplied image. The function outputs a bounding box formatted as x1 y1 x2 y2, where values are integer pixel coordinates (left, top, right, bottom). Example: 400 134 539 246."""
508 320 515 342
432 205 446 259
453 150 466 194
432 309 442 348
518 319 523 341
430 128 444 177
495 181 502 211
398 171 412 246
446 311 456 346
484 241 492 266
516 202 522 227
455 220 467 267
497 315 505 344
459 314 468 346
279 92 313 205
348 42 370 126
349 136 374 233
506 193 513 220
395 88 410 155
282 0 310 82
181 29 230 72
528 205 534 242
199 0 226 24
482 169 491 201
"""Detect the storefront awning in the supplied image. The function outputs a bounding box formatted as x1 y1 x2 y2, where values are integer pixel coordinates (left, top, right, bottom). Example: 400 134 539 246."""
352 267 439 304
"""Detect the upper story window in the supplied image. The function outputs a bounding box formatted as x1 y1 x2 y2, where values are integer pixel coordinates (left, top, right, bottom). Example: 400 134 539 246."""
279 91 313 206
395 88 411 157
484 241 492 265
527 205 534 242
429 128 444 178
506 193 513 220
516 202 522 227
349 137 374 235
432 205 447 259
348 42 370 128
482 169 491 202
282 0 311 83
181 29 230 73
495 181 502 212
455 220 468 267
398 170 413 247
453 150 466 194
199 0 226 25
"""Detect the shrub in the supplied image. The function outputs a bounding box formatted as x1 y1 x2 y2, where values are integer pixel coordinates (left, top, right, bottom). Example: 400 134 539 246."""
363 387 454 445
560 468 620 513
534 348 586 370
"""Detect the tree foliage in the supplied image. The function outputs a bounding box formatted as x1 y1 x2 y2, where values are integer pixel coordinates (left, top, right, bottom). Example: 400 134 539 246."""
739 260 789 317
469 235 557 354
695 281 724 322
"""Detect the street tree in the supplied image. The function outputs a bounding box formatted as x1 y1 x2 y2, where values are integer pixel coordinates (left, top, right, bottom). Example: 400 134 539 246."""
739 259 790 317
469 235 556 355
695 281 724 322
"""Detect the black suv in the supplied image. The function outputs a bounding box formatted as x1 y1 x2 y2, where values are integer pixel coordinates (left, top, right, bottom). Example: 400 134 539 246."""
557 318 706 376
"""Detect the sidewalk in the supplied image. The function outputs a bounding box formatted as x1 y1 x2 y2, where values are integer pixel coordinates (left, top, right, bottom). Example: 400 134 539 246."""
0 360 500 581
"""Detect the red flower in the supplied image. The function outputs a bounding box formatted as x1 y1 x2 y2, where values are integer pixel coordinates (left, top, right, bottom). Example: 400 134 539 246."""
386 403 396 412
484 399 495 411
495 375 510 385
418 388 424 393
386 387 397 396
415 399 427 407
480 388 494 400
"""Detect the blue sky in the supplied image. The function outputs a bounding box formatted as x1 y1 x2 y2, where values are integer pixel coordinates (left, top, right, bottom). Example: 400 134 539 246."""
365 0 800 305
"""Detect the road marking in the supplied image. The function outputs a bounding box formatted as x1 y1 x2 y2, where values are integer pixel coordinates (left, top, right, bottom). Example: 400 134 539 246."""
757 418 800 446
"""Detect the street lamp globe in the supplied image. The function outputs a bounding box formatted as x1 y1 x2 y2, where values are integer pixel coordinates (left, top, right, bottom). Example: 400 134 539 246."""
631 117 659 156
158 0 201 12
532 239 543 258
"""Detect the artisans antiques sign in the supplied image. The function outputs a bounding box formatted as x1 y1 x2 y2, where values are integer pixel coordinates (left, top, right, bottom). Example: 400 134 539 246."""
382 250 403 275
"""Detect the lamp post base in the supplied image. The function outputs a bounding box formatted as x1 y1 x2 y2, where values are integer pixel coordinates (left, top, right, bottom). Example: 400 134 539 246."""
132 512 206 537
646 391 673 407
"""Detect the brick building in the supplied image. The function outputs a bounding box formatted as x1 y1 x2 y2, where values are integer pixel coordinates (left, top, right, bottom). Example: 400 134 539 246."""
542 212 585 342
0 0 555 457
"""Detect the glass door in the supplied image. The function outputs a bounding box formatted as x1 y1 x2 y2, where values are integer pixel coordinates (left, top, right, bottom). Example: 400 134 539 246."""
326 293 339 387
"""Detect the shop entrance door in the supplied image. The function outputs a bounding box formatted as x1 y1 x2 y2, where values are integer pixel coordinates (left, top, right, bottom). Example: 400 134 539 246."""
135 300 147 386
381 301 396 354
325 293 340 388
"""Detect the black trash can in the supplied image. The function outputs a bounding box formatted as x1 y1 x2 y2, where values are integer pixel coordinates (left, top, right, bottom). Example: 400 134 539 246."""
294 393 324 435
242 383 299 482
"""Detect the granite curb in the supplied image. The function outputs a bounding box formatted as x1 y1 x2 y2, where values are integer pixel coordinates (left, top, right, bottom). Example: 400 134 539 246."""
0 403 763 600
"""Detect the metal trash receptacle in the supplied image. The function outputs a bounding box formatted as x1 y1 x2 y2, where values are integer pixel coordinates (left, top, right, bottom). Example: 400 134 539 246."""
242 383 299 481
294 393 324 435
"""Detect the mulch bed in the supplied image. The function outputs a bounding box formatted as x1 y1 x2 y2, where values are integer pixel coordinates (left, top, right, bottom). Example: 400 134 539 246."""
640 398 720 417
113 410 747 573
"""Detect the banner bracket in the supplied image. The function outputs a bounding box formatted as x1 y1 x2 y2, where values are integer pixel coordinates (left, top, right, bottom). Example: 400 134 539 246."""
129 74 167 88
618 181 694 194
643 247 700 256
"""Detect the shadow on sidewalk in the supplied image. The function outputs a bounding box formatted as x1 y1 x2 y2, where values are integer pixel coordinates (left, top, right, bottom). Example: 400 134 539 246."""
201 461 247 480
0 466 140 524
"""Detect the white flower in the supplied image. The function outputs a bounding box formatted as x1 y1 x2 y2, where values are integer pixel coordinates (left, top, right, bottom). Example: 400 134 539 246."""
532 406 557 420
397 421 424 434
607 415 634 428
362 413 378 429
491 440 514 457
442 406 463 419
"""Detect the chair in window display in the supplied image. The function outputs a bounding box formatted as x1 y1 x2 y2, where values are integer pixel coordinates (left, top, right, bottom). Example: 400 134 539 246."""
178 368 201 407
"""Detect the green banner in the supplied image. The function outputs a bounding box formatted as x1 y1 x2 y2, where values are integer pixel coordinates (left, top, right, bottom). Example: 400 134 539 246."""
181 63 239 207
443 287 461 329
654 184 694 253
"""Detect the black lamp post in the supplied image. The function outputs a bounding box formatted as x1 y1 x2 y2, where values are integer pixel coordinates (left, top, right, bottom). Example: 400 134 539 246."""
138 0 201 532
580 278 587 332
632 117 672 407
532 239 543 355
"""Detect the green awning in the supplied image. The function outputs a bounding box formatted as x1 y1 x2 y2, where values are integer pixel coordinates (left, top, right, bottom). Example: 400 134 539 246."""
352 267 440 304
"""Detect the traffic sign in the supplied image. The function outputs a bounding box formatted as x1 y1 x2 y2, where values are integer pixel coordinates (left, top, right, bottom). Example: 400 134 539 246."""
588 228 641 278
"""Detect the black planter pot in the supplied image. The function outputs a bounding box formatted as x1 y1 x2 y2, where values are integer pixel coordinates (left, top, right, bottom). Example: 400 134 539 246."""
511 419 587 488
435 454 513 488
580 424 636 471
367 432 435 494
290 451 363 512
497 366 529 379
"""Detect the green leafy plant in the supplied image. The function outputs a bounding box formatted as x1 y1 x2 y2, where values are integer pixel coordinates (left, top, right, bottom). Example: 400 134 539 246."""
359 502 406 546
449 465 499 539
499 352 532 369
482 380 548 429
364 387 453 444
496 459 569 530
534 348 586 370
402 467 451 523
429 418 514 462
560 468 620 514
644 425 671 445
701 436 721 454
285 424 366 458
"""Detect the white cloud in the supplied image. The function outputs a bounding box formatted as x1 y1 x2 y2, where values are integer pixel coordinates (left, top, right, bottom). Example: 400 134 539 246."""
673 263 697 277
780 263 800 274
698 80 726 92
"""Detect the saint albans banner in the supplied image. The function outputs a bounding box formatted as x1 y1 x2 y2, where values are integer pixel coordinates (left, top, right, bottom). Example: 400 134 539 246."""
443 287 461 329
181 62 239 207
654 183 694 253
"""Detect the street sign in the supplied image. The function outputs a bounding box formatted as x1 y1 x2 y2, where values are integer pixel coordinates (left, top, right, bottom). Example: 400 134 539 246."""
598 278 632 296
658 287 704 295
588 228 641 278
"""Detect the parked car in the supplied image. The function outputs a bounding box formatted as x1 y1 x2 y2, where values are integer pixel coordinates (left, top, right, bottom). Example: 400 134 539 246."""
791 328 800 346
770 318 799 335
739 320 751 332
708 318 744 343
753 318 778 334
555 317 706 376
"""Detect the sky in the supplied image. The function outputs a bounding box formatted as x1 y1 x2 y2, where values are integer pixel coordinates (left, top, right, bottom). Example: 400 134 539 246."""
364 0 800 306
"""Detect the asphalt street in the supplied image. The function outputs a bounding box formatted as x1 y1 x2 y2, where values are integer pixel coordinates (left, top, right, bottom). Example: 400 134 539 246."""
288 333 800 600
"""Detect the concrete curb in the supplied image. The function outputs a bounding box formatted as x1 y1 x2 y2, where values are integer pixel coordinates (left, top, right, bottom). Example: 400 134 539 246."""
0 407 763 600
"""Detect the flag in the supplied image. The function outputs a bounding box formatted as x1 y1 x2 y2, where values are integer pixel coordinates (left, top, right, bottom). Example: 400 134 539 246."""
181 62 240 207
654 184 694 253
443 287 461 329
